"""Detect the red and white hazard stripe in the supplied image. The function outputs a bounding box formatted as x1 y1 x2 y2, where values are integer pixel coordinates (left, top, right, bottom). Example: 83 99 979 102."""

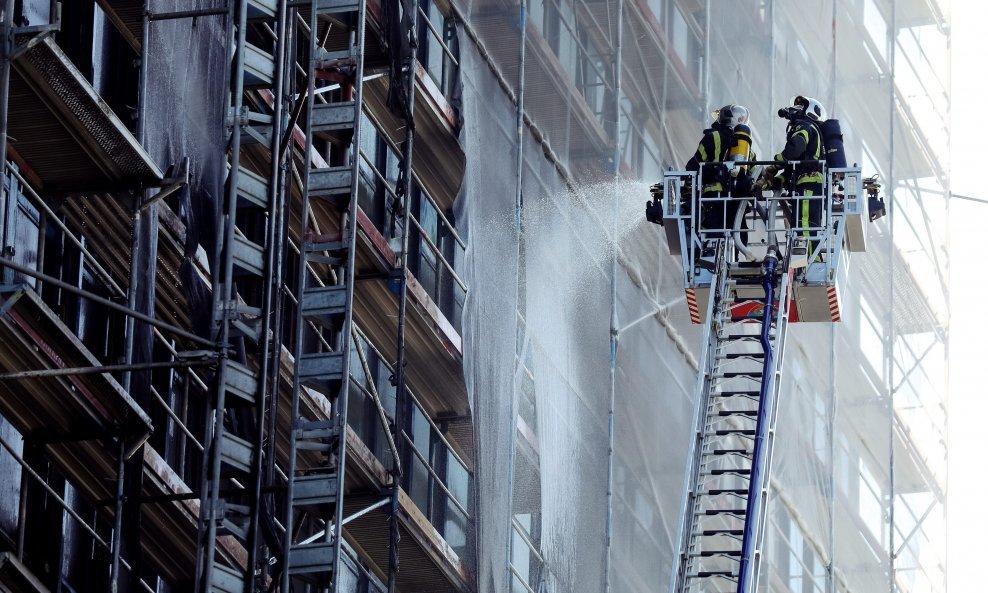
827 285 841 322
685 288 701 324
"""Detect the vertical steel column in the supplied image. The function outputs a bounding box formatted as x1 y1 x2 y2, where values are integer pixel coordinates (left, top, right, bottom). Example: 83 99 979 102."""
388 2 417 592
281 2 368 590
15 437 28 559
195 0 286 590
112 240 147 593
194 1 247 588
109 441 127 593
941 18 951 593
828 319 838 593
827 0 838 115
0 0 15 285
604 1 622 592
827 3 838 590
247 0 290 586
702 0 710 110
887 2 897 592
768 0 776 143
504 1 527 589
264 1 296 500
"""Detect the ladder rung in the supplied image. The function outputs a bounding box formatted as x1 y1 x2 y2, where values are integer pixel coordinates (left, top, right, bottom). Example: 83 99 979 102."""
244 42 276 88
718 352 765 360
208 562 247 593
700 509 747 516
247 0 276 17
702 529 744 536
298 352 345 393
714 391 760 398
236 166 270 209
690 571 738 579
717 410 758 417
312 101 357 134
230 317 261 343
712 448 752 456
703 488 750 496
295 418 338 432
220 432 254 474
693 550 742 558
294 419 340 442
305 253 346 266
303 237 344 252
220 506 249 540
708 469 751 476
288 541 336 575
301 285 348 326
314 48 356 65
729 316 767 323
309 166 354 197
223 361 259 407
241 123 273 147
292 473 339 509
714 429 756 436
720 371 763 378
232 234 265 277
316 0 360 13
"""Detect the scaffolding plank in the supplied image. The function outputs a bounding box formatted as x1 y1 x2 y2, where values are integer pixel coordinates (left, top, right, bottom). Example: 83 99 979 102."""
95 0 143 52
0 287 246 585
9 36 163 192
0 287 151 437
0 552 50 593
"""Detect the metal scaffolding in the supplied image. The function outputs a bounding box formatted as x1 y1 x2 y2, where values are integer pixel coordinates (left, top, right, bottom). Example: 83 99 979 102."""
0 0 433 591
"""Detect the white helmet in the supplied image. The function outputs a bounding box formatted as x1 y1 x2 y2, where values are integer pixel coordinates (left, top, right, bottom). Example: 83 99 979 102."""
712 104 749 130
792 95 826 121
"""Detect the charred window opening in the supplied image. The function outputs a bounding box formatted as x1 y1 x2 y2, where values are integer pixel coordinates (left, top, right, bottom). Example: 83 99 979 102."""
58 1 140 133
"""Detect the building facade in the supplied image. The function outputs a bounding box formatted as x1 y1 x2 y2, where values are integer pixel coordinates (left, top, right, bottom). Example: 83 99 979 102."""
0 1 946 593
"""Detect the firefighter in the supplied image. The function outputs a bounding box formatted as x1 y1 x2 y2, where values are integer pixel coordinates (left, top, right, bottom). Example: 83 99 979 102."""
756 96 827 244
686 105 755 239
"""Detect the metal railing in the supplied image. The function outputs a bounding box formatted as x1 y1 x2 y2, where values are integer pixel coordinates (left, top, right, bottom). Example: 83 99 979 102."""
661 160 858 288
2 162 211 481
418 4 459 98
419 5 458 67
509 516 546 593
357 145 468 296
769 515 827 593
346 328 474 562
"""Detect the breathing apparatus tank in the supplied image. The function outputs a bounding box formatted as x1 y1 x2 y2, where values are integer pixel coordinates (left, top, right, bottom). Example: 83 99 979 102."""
778 106 847 169
819 119 847 168
729 124 752 161
728 123 753 176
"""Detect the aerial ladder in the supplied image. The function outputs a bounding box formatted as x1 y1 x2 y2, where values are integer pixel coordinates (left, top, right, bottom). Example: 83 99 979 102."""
646 158 884 593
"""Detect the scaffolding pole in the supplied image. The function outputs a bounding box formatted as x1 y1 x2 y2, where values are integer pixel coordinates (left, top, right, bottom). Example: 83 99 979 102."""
0 0 15 286
504 1 527 590
389 1 417 591
604 1 623 592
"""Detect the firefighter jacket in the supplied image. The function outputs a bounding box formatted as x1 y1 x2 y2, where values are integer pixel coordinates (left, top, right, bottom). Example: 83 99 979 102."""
775 119 824 185
685 124 734 193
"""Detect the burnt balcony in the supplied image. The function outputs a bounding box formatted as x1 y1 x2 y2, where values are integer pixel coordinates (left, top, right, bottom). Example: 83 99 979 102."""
7 35 161 193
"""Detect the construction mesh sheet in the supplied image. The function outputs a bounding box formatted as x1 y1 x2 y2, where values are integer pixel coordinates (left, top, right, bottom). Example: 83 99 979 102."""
454 1 947 593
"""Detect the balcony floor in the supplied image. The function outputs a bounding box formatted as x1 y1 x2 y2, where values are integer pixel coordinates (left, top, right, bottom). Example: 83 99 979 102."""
9 36 162 193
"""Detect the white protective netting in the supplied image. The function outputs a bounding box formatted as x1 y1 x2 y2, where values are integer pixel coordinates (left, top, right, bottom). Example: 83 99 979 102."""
453 1 947 592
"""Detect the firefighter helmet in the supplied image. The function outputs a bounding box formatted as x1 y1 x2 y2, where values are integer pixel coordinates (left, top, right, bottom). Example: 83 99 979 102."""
712 104 750 131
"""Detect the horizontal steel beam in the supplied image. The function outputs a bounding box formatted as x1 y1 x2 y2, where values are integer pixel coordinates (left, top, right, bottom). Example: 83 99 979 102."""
0 357 215 380
0 257 215 347
146 7 229 21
